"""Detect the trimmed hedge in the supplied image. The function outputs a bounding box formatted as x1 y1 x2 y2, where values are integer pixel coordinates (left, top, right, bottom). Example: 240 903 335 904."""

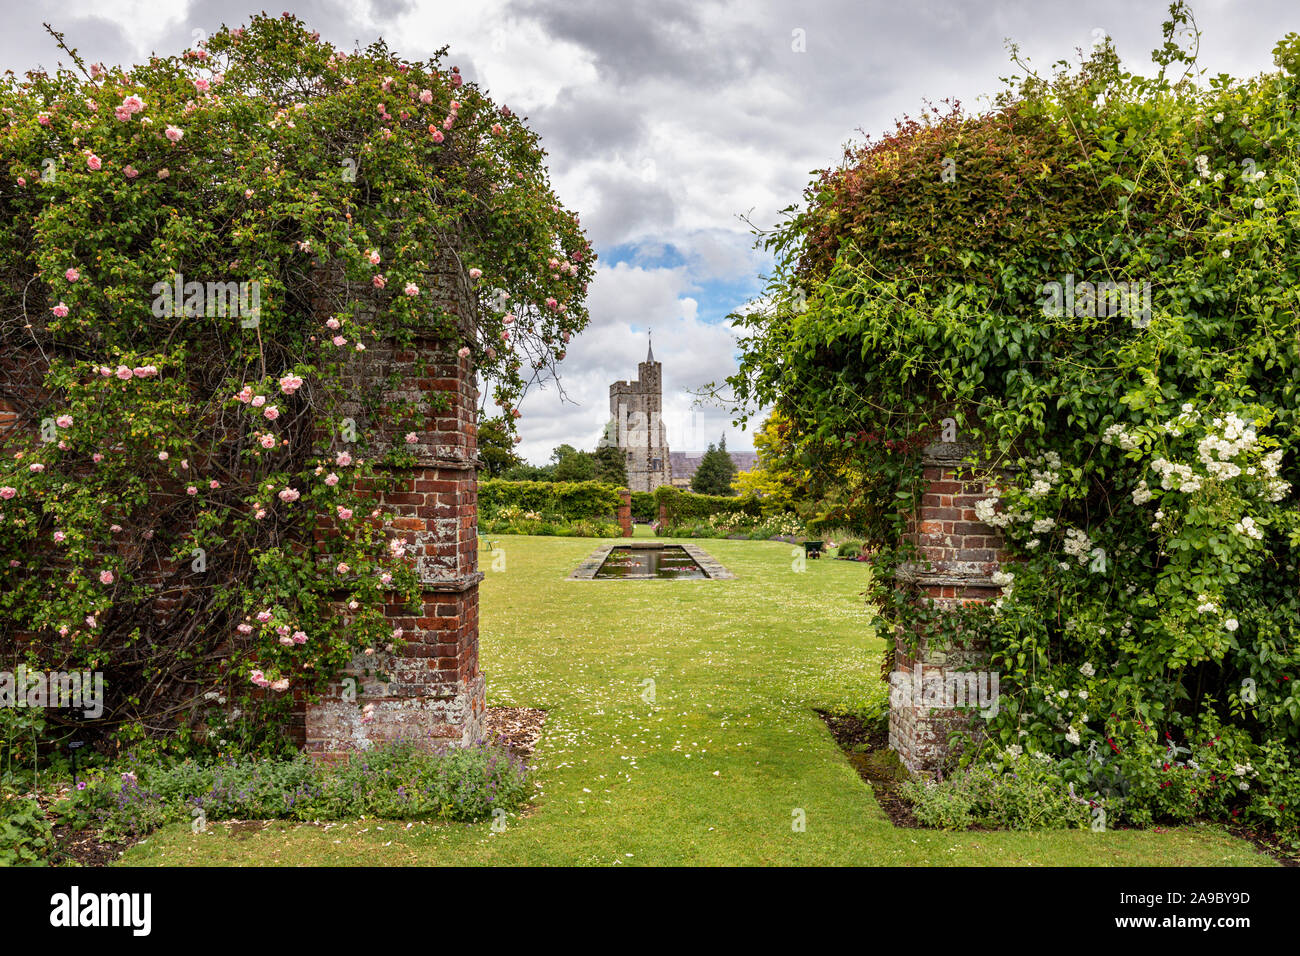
479 479 624 520
652 486 766 525
630 491 656 522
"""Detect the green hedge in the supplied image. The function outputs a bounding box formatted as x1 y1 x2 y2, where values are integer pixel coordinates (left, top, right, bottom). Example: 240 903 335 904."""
630 491 656 522
652 486 766 525
479 479 624 520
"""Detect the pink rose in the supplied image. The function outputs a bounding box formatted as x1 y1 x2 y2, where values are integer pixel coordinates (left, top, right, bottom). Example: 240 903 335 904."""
372 275 386 289
165 125 183 142
65 268 80 282
468 268 482 280
51 302 69 318
0 487 15 500
337 506 353 520
292 630 307 644
115 365 133 380
277 487 300 502
99 570 114 584
404 432 418 444
325 473 339 486
336 562 350 574
251 395 265 407
256 610 273 623
263 406 279 420
28 463 43 473
403 282 419 296
124 165 138 179
157 451 168 461
53 530 65 542
259 434 275 449
92 453 103 463
458 346 471 358
186 486 197 496
332 335 346 346
122 95 144 114
55 415 72 428
430 128 444 143
336 451 352 467
236 386 252 403
86 154 102 171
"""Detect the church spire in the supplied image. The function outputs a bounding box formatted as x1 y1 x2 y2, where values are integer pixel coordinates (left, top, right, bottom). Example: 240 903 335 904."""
646 331 655 364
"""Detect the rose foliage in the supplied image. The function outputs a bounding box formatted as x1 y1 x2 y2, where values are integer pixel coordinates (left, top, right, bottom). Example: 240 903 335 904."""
0 13 592 754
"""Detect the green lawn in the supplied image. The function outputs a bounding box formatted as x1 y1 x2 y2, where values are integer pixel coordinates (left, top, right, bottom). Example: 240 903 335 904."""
121 534 1272 866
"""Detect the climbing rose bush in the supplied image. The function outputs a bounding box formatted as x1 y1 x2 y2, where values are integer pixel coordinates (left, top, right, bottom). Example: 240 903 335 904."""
0 13 592 754
729 9 1300 836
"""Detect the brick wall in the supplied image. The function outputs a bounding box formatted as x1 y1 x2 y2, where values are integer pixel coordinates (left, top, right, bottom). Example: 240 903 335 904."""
303 258 484 756
888 439 1008 777
617 489 632 537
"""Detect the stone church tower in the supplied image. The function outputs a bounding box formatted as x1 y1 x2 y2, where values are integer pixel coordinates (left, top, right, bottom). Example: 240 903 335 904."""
607 337 672 492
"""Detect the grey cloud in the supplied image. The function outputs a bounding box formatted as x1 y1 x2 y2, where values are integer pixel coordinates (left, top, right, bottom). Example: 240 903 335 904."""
577 170 676 247
506 0 767 86
528 87 648 154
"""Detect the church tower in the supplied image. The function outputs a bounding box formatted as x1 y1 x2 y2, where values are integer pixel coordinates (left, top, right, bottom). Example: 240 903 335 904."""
607 336 672 492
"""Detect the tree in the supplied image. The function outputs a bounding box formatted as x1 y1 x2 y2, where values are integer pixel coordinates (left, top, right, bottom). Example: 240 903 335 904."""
477 416 523 478
593 444 628 486
501 463 554 481
691 436 736 496
552 446 596 482
732 411 808 506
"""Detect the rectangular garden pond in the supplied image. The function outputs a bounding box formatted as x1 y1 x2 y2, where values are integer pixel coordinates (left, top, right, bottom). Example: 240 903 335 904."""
568 542 734 581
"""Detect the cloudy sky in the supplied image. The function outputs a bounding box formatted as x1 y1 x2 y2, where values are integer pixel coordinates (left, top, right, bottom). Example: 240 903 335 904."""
9 0 1289 462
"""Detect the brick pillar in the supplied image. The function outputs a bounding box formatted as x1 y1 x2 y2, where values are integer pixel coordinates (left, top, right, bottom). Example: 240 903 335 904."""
617 489 632 537
888 439 1008 777
305 260 484 755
